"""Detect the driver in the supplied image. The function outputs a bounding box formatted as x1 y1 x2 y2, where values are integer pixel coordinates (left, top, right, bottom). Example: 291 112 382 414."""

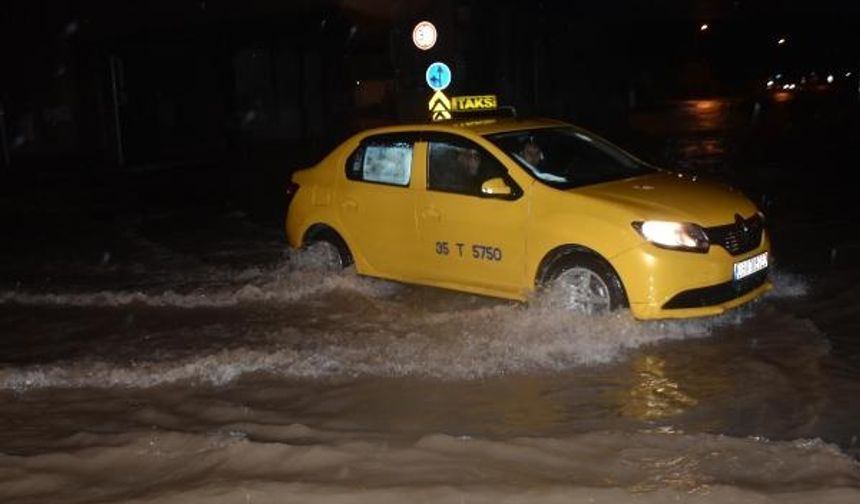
520 138 545 167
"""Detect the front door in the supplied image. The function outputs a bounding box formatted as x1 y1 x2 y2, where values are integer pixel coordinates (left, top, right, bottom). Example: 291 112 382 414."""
417 134 528 294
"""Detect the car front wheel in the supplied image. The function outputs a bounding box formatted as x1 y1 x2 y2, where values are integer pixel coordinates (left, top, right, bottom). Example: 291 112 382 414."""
539 253 627 314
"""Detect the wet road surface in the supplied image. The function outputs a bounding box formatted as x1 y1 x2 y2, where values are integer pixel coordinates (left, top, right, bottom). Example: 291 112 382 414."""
1 95 860 503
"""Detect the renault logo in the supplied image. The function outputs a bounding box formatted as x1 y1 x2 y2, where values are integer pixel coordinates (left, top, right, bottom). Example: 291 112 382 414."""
735 214 749 235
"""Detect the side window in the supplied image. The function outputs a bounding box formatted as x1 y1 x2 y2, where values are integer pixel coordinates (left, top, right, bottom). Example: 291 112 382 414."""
427 136 507 197
346 136 413 187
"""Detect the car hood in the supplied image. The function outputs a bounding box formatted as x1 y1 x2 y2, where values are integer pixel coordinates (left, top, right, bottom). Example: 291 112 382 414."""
574 172 759 226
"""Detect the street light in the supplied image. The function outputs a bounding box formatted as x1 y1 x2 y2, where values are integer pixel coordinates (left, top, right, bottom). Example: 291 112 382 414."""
777 37 786 45
700 23 709 32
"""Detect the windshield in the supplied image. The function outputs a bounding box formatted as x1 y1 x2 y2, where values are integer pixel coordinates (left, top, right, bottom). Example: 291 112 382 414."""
486 127 656 189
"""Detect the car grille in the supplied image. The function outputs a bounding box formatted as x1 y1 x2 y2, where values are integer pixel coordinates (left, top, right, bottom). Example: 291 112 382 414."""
705 213 764 256
663 269 769 309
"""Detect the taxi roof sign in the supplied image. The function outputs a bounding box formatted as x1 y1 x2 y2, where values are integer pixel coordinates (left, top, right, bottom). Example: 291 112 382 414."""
451 95 498 112
425 93 515 122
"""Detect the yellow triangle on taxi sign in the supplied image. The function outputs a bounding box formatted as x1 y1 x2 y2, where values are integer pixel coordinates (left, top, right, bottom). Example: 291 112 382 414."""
428 90 451 121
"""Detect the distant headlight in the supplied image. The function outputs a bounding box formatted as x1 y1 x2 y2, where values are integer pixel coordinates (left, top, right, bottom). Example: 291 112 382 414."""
632 221 709 253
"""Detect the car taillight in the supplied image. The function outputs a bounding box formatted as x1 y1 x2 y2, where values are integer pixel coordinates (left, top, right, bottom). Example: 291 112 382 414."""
285 182 300 208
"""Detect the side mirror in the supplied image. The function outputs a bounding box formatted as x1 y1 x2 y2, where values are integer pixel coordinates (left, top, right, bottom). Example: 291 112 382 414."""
480 177 513 197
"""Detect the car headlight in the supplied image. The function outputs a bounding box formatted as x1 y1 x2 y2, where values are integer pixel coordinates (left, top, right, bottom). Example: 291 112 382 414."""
632 221 709 253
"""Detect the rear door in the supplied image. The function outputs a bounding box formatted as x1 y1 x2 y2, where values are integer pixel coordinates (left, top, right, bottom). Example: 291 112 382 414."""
337 133 421 278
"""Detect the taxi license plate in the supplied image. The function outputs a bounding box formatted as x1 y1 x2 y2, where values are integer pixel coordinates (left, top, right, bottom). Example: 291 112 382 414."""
733 252 768 281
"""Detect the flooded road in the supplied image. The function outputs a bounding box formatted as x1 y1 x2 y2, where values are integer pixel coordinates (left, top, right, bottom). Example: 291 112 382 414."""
2 96 860 503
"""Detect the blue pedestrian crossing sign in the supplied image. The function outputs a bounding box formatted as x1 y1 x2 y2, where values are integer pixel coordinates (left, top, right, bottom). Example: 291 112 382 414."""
425 62 452 91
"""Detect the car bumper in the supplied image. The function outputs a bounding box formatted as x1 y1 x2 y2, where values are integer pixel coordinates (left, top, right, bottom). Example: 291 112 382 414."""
611 235 772 320
628 279 772 319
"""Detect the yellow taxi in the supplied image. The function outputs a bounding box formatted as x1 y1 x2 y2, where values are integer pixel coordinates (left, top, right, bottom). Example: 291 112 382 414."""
285 117 771 320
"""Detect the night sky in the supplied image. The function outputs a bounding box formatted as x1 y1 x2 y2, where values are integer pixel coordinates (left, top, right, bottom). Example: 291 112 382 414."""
0 0 858 175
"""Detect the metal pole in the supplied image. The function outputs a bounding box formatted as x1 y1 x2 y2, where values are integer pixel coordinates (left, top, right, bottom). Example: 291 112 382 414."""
109 54 125 168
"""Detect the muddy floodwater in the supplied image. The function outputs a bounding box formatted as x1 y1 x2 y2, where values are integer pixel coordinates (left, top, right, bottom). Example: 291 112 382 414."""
2 97 860 503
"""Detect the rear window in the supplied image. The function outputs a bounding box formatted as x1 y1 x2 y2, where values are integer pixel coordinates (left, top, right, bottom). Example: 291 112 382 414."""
347 135 414 187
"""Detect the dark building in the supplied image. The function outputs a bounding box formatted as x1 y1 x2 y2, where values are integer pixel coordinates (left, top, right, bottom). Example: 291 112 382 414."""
2 1 365 172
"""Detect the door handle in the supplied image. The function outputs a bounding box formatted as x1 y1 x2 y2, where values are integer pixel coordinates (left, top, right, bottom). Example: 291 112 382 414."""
421 207 441 222
341 200 358 212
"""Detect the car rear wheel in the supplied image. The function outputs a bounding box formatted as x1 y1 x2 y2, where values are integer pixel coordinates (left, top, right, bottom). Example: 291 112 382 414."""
539 253 627 314
303 228 354 272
